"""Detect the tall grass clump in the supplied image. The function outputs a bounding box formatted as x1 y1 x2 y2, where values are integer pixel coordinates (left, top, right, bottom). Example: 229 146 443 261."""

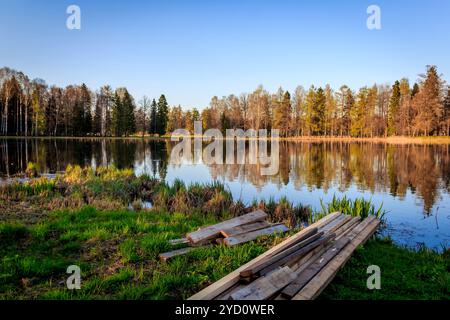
252 197 312 228
317 195 385 221
25 162 38 178
0 177 56 198
54 165 160 206
152 179 233 218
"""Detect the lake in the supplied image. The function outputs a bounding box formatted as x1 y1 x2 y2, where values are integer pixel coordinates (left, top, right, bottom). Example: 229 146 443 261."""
1 138 449 250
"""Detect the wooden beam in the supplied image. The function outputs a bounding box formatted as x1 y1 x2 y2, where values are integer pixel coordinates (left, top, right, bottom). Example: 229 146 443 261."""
281 236 351 298
159 247 194 262
220 221 271 238
292 217 380 300
335 217 361 239
288 241 329 271
230 267 297 300
321 215 352 234
239 228 320 278
258 233 334 276
223 224 289 247
168 238 189 246
215 284 247 300
288 218 361 273
188 212 341 300
187 210 268 245
317 214 346 233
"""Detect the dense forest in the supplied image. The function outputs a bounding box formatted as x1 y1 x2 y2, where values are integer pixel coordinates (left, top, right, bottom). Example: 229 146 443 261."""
0 65 449 137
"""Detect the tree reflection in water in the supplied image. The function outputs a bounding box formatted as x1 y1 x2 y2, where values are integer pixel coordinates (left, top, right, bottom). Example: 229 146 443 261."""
1 138 449 216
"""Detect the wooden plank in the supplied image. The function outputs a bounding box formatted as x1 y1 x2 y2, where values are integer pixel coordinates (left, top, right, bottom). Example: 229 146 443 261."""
318 214 346 233
230 267 297 300
289 217 361 273
159 247 194 262
239 228 320 278
292 217 380 300
168 238 189 246
223 224 289 247
220 221 271 238
258 233 334 276
321 215 352 234
281 236 351 298
335 217 361 239
214 284 247 300
187 210 268 244
288 241 329 271
188 212 341 300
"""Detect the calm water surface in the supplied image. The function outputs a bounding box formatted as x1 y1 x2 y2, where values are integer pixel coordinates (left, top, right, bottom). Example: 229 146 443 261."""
1 138 449 250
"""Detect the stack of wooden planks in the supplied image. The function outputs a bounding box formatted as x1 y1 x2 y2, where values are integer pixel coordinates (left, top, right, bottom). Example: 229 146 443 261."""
159 209 290 262
189 212 380 300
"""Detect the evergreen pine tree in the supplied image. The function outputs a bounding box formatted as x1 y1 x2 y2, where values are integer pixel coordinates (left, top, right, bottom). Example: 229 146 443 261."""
157 94 169 135
149 99 157 134
111 91 123 136
121 89 135 136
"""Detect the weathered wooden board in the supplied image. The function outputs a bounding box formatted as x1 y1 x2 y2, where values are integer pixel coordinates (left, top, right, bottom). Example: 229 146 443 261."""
159 247 194 262
230 267 297 300
214 284 247 300
258 233 334 276
223 224 289 247
187 210 268 245
239 228 320 277
188 212 341 300
288 241 329 271
321 215 352 234
317 214 346 233
168 238 189 246
292 216 380 300
220 221 271 238
335 217 361 239
288 218 361 272
281 236 351 298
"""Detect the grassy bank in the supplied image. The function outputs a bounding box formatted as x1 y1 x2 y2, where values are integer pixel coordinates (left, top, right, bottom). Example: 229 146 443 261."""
0 165 448 300
322 238 450 300
1 206 448 300
0 206 274 299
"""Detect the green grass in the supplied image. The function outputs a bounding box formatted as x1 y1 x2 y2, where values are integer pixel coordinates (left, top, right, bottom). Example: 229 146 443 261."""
1 205 448 300
317 194 385 220
321 238 450 300
0 206 276 300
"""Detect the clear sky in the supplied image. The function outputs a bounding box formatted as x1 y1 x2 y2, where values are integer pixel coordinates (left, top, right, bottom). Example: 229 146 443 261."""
1 0 449 108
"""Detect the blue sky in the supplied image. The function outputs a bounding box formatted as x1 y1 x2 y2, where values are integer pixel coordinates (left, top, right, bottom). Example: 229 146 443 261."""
1 0 449 108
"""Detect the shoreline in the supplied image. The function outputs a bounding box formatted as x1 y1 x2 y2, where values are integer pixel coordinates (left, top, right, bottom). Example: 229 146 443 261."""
1 135 450 144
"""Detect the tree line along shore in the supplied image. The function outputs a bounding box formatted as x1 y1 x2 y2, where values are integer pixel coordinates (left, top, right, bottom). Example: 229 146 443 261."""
1 65 449 139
